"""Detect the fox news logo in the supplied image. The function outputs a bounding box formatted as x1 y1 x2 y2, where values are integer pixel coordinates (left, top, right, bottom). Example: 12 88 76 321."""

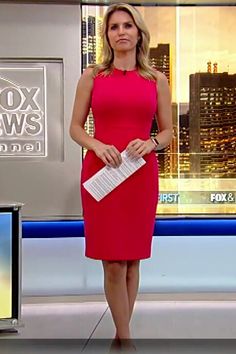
0 66 46 157
210 192 235 203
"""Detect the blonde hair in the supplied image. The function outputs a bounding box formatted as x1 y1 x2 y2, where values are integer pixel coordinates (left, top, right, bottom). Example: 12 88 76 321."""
91 3 157 81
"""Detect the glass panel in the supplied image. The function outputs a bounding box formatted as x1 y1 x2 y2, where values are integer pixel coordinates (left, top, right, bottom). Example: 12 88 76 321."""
81 4 236 216
178 6 236 215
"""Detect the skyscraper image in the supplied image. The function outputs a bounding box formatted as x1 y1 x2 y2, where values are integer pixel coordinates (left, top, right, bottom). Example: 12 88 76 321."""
82 12 102 157
149 44 177 178
179 104 190 177
82 16 96 70
189 67 236 178
149 43 170 83
82 13 102 70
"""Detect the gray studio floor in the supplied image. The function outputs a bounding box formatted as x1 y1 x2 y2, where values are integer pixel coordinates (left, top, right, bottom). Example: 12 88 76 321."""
1 293 236 354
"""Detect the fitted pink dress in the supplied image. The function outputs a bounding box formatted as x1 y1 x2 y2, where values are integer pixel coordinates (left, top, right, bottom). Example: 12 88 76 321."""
81 68 158 260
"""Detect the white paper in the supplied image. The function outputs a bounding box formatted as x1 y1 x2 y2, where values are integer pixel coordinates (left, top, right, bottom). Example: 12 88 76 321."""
83 150 146 201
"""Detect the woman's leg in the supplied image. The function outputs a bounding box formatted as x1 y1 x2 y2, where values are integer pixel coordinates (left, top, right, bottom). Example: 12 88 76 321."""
114 260 140 339
127 260 140 321
102 260 131 339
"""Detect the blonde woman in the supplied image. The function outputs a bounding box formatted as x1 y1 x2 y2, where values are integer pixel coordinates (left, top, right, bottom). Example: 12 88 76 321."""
70 3 172 350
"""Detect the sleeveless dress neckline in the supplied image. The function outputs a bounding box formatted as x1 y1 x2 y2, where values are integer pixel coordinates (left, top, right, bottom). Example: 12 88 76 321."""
112 67 137 75
113 67 137 72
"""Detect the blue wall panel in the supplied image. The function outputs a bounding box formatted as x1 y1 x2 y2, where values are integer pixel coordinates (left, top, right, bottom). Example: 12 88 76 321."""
22 219 236 238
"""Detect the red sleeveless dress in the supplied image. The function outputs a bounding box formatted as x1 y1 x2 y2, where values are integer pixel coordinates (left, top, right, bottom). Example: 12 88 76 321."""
81 68 158 260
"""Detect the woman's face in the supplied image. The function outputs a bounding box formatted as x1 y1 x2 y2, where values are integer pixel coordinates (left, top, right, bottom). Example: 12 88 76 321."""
107 10 139 54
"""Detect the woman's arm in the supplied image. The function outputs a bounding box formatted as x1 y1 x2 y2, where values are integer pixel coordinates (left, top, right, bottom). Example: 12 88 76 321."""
69 67 122 167
69 67 97 150
153 71 173 150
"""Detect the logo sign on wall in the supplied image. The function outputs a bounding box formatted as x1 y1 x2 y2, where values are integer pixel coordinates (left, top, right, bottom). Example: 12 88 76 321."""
0 65 47 157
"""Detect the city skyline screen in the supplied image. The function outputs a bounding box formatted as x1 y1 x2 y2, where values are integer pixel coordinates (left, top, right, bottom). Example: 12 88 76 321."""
82 5 236 215
0 213 12 319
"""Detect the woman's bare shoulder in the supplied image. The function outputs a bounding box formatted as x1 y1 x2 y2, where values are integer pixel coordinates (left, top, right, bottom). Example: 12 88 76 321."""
80 66 94 81
76 67 94 91
155 70 168 86
83 66 94 76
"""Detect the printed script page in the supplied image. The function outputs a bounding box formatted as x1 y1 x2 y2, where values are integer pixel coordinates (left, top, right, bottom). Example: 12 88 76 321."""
83 150 146 201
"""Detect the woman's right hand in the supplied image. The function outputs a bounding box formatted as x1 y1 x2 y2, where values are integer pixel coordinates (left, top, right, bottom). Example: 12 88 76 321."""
92 141 122 168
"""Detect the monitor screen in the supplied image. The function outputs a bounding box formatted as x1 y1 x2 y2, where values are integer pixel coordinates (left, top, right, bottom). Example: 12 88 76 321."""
0 207 19 322
0 212 12 319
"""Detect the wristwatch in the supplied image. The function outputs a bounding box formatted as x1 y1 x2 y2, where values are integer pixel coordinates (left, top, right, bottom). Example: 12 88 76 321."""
150 137 160 151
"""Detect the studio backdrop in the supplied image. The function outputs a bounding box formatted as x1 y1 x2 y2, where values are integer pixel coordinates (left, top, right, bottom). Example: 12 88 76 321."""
0 1 236 219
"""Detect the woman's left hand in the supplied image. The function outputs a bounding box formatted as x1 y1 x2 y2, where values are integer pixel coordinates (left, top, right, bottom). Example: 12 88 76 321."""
126 138 155 159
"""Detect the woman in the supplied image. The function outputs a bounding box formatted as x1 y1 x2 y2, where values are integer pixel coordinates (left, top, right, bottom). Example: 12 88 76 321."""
70 2 172 349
